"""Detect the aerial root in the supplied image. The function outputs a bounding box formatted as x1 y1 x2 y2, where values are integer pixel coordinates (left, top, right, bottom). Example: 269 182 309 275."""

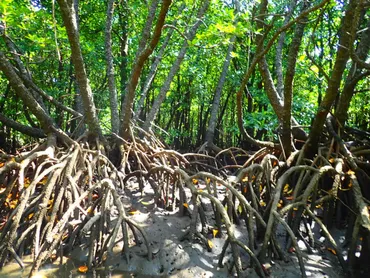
0 138 151 276
0 133 369 277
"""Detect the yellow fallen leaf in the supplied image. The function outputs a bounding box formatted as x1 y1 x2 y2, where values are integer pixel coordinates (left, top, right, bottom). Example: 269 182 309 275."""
327 247 336 255
237 205 243 214
213 229 218 238
24 177 31 188
347 170 355 175
47 199 54 209
128 209 139 215
207 239 213 249
9 200 18 209
183 203 189 208
38 176 48 185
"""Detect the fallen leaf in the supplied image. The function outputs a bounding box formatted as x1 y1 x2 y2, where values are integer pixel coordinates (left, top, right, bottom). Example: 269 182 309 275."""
38 176 48 185
24 177 31 188
237 205 243 214
128 209 139 215
183 203 189 208
207 239 213 249
192 179 199 185
347 170 355 175
213 229 218 238
327 247 336 255
78 265 88 273
47 199 54 210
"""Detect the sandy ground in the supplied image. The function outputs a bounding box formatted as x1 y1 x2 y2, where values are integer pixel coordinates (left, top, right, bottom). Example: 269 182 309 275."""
0 181 349 277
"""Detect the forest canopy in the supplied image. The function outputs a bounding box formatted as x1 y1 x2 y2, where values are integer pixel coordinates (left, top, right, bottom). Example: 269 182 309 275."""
0 0 368 153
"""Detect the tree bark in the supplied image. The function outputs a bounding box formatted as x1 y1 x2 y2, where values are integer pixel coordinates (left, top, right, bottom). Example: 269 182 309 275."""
119 0 172 139
275 0 297 99
142 0 211 133
105 0 120 134
281 4 308 158
205 42 236 150
117 1 129 101
135 5 186 119
335 16 370 127
236 0 329 149
305 0 359 157
0 113 45 138
0 51 55 134
57 0 103 138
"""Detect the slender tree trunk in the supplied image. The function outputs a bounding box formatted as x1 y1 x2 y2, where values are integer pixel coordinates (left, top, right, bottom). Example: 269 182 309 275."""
118 1 129 102
142 0 211 133
275 0 297 99
281 5 308 158
134 28 173 120
204 0 240 152
105 0 120 134
236 1 328 150
0 112 45 138
335 17 370 127
135 5 186 120
205 35 236 150
57 0 103 138
119 0 172 139
0 51 55 134
305 0 359 157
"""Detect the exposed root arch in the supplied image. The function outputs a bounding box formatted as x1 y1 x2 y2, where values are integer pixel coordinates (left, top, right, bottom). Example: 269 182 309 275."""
0 137 151 277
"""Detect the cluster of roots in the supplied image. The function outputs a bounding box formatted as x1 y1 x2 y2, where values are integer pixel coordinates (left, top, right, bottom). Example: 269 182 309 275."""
0 129 370 277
